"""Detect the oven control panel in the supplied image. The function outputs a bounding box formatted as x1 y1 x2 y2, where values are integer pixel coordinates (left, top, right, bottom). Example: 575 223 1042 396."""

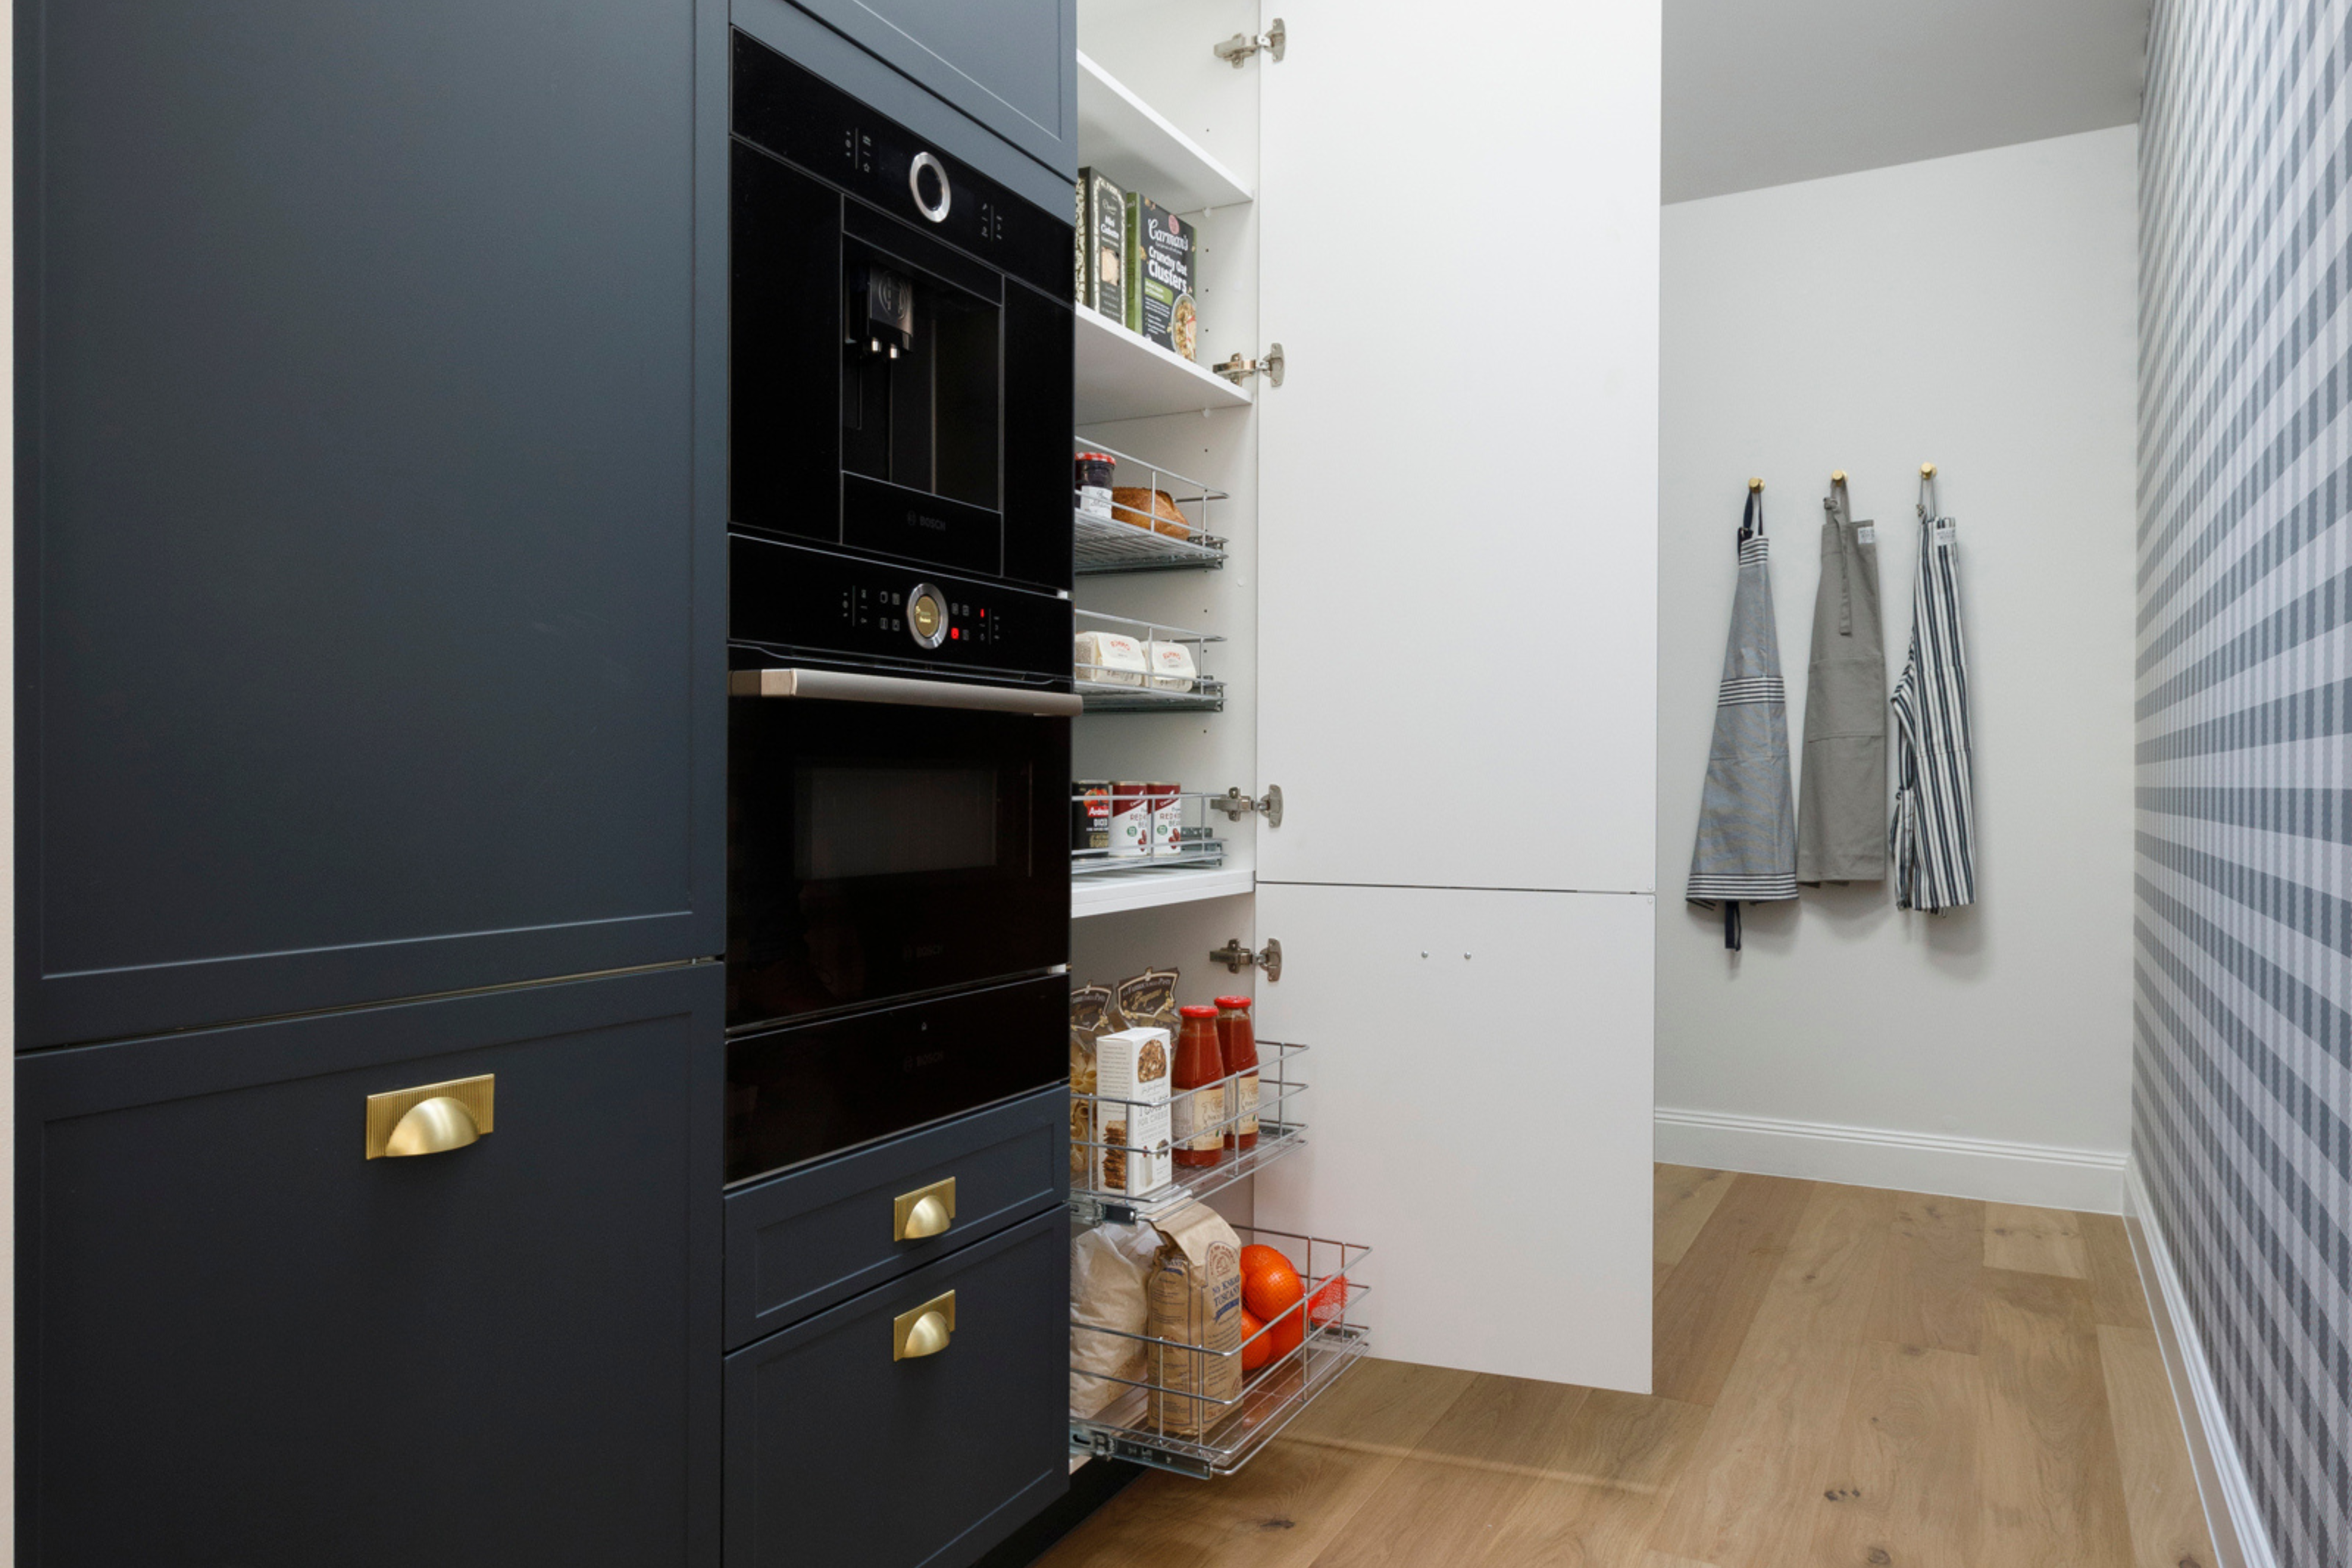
730 533 1068 682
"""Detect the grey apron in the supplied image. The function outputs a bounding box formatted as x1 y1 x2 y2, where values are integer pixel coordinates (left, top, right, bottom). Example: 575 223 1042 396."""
1688 489 1797 949
1796 476 1887 883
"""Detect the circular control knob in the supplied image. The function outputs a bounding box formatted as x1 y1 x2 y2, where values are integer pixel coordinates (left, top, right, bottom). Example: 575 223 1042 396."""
909 151 952 223
907 584 948 649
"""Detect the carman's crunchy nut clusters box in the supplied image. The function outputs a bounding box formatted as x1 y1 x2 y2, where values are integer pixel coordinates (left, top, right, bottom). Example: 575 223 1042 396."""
1092 1025 1172 1198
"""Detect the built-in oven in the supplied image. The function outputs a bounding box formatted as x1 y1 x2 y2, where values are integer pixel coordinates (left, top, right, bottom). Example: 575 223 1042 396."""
726 535 1076 1030
723 27 1077 1177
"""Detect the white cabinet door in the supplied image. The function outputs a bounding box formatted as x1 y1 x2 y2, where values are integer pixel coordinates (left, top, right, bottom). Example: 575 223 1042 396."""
1256 0 1663 893
1254 881 1653 1391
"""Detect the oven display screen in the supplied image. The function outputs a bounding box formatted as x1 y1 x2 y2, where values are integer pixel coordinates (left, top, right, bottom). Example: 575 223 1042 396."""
792 766 998 880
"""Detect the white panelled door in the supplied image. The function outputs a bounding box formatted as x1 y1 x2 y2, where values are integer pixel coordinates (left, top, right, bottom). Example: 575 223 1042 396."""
1251 0 1662 1390
1256 0 1664 894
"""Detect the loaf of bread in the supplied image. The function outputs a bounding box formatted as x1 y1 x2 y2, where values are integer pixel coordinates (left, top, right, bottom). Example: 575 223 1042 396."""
1111 486 1190 539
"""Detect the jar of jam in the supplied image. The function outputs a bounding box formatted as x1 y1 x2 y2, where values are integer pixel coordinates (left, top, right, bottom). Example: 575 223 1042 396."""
1075 452 1116 519
1214 995 1259 1150
1170 1004 1227 1168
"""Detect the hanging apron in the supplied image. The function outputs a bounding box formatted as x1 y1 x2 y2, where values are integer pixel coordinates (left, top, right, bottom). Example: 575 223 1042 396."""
1688 490 1798 949
1889 473 1977 911
1796 476 1888 883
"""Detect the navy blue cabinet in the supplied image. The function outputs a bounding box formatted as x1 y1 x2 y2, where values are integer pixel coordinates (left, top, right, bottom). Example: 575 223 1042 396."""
14 964 723 1568
725 1208 1069 1568
13 0 729 1048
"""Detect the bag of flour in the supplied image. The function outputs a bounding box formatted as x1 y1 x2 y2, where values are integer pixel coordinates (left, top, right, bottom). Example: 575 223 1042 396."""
1070 1221 1160 1418
1144 1201 1245 1435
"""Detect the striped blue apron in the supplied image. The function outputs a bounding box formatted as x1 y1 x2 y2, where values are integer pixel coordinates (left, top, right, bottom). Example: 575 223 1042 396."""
1688 489 1798 948
1889 475 1977 910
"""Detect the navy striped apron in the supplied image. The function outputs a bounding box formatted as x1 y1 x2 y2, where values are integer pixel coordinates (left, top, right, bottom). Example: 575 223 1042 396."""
1889 475 1977 910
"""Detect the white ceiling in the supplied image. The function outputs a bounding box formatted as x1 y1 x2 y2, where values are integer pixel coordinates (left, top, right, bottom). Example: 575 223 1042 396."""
1665 0 2151 203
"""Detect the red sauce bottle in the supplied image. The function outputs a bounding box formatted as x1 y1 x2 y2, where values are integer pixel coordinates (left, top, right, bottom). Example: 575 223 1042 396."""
1215 996 1259 1150
1171 1004 1227 1168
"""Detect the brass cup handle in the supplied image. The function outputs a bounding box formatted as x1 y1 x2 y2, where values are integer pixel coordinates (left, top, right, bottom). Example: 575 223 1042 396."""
892 1177 957 1242
387 1097 481 1157
893 1291 957 1361
365 1074 495 1160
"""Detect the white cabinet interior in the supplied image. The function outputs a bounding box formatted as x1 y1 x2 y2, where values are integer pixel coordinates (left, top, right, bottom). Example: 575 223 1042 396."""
1070 0 1660 1402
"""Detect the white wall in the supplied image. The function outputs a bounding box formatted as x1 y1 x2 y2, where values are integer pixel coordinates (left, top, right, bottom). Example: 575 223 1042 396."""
1655 126 2140 1210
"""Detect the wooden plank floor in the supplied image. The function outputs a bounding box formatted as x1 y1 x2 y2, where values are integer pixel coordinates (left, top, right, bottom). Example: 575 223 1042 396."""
1037 1167 2215 1568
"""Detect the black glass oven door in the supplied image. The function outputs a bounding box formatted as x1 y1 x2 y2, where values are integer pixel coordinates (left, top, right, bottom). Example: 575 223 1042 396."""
724 973 1066 1182
726 689 1069 1028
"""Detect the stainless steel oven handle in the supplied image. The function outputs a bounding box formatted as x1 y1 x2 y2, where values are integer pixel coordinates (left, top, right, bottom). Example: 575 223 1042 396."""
729 667 1082 716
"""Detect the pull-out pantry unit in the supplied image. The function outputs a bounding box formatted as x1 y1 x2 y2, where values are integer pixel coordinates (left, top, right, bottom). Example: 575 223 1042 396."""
1057 0 1662 1476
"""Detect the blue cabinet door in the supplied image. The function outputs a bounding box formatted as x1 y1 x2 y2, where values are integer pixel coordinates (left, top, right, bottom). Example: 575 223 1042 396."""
14 0 728 1047
14 964 723 1568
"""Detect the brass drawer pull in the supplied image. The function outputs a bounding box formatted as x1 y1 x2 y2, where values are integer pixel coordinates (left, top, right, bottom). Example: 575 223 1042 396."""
365 1074 495 1160
893 1291 956 1361
893 1177 957 1241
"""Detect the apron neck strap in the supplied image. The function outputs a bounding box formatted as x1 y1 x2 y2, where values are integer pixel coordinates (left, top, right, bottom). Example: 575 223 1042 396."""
1917 473 1939 521
1825 476 1851 529
1740 489 1764 543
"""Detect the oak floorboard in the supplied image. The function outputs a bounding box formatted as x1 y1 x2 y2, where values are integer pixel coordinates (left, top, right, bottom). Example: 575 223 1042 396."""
2098 1324 2218 1568
1984 1202 2091 1278
1035 1358 1474 1568
1646 1182 1895 1568
1478 1390 1713 1568
1866 1191 1984 1353
1652 1173 1813 1406
1655 1165 1736 1276
1052 1171 2211 1568
1814 1340 1985 1568
1976 1267 2136 1568
1298 1373 1594 1568
2083 1213 2154 1330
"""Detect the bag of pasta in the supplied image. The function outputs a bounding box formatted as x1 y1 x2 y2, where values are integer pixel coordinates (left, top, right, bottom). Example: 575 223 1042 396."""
1070 984 1116 1184
1113 968 1179 1034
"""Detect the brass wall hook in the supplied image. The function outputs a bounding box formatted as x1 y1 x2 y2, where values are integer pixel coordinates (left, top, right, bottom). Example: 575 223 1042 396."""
1920 461 1937 479
1748 476 1764 492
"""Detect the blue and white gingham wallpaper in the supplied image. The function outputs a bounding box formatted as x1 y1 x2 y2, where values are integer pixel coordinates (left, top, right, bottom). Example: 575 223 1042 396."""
2136 2 2352 1562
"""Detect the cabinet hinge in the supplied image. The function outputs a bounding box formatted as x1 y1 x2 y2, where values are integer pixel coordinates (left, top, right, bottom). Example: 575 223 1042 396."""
1209 784 1282 827
1213 18 1285 67
1212 343 1284 388
1210 936 1282 982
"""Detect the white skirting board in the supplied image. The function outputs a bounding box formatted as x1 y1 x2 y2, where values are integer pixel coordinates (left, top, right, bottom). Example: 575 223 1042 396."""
2123 1156 2281 1568
1653 1105 2127 1213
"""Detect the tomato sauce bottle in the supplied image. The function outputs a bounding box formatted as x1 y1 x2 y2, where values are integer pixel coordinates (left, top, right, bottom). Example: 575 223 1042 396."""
1171 1004 1227 1168
1215 996 1259 1150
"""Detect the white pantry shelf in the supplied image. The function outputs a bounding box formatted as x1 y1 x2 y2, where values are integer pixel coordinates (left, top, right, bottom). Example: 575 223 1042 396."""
1071 864 1254 918
1075 51 1254 214
1075 307 1251 423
